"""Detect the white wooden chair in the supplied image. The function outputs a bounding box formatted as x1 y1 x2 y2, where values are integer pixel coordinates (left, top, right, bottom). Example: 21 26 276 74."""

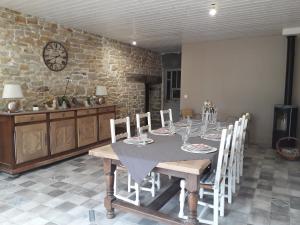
110 117 140 206
160 109 173 127
225 120 242 204
133 112 160 197
178 125 233 225
244 113 251 148
235 116 244 184
235 114 250 183
136 112 152 132
239 114 249 177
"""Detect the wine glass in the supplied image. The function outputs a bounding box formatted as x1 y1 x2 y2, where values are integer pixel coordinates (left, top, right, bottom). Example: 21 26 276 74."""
168 120 175 134
140 130 148 145
135 127 142 146
182 125 192 146
200 122 207 137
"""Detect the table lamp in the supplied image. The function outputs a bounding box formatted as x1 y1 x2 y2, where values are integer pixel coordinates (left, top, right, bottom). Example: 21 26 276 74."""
95 86 107 104
2 84 24 112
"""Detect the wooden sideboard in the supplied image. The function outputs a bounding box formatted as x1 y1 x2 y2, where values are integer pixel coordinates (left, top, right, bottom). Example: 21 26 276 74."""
0 105 115 174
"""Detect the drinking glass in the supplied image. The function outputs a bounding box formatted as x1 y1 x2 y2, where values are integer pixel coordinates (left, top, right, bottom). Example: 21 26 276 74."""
200 122 207 137
168 120 175 134
140 132 148 145
182 125 191 146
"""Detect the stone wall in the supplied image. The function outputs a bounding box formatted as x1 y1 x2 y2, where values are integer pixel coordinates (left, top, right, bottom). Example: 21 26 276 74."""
0 7 162 120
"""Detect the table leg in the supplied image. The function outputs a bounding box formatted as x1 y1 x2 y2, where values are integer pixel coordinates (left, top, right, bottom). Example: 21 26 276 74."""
185 174 200 225
103 159 116 219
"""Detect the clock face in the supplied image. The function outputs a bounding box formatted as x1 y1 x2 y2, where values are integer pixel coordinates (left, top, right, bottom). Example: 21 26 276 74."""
43 41 68 72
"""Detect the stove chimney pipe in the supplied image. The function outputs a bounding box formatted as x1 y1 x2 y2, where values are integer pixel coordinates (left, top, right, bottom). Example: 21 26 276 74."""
284 35 296 105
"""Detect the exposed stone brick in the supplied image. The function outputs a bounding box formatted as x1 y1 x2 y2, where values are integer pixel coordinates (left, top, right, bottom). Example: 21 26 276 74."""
15 15 26 24
26 17 38 25
19 64 29 70
0 7 162 121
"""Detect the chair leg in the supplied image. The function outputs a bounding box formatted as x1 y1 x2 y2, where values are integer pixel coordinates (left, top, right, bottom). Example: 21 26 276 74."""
128 173 132 193
240 150 244 176
228 170 232 204
114 170 117 195
156 173 161 190
232 162 236 193
213 189 219 225
220 180 225 217
178 179 186 219
134 182 140 206
199 187 204 199
236 154 240 184
150 172 155 197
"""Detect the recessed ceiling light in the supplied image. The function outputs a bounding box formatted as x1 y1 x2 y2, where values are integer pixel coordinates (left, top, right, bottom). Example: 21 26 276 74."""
209 4 217 17
132 41 137 46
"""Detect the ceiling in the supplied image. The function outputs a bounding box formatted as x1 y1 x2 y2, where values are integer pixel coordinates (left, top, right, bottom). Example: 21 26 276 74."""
0 0 300 52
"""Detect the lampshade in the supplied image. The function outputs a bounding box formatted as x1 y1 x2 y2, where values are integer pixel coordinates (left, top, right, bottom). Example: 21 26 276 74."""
96 86 107 96
2 84 24 99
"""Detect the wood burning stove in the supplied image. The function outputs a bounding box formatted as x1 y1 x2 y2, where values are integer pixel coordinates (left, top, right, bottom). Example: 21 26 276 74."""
272 105 298 148
272 36 298 149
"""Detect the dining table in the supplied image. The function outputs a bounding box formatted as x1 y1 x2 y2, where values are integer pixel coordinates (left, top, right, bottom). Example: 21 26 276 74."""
89 122 222 225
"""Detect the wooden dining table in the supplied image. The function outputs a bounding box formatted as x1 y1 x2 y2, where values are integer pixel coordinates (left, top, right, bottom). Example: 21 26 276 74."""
89 144 211 225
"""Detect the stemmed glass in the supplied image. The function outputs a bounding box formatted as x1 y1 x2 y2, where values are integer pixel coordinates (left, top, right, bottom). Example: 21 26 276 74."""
199 121 208 137
181 123 192 146
168 120 175 134
136 127 148 146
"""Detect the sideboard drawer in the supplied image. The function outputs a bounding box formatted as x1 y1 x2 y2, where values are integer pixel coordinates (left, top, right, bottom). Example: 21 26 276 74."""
50 111 75 120
15 114 46 124
77 109 97 116
98 106 115 113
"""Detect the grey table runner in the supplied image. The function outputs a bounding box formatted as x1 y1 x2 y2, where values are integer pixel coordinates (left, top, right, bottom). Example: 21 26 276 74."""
111 133 220 183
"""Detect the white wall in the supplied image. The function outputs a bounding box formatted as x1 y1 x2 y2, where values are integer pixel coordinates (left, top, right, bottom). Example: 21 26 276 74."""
181 36 292 145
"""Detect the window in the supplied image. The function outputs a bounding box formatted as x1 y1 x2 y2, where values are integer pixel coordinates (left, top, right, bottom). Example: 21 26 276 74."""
166 69 181 100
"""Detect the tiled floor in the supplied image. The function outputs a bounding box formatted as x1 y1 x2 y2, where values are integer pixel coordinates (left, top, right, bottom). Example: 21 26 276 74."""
0 145 300 225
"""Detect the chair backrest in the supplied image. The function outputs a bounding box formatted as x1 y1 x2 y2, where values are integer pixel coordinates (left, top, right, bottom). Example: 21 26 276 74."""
245 112 250 121
242 114 249 144
136 112 151 132
110 117 131 143
228 120 242 170
181 108 193 119
235 117 244 152
160 108 173 127
214 124 233 188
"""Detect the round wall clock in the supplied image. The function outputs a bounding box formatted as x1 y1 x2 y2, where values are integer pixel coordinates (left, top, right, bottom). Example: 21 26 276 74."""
43 41 68 72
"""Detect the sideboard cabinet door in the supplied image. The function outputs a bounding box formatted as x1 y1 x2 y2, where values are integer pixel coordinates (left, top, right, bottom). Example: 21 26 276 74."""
15 123 48 164
77 116 97 147
99 113 115 141
50 119 76 155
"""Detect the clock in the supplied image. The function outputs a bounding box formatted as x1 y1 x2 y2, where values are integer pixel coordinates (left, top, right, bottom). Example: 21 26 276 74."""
43 41 68 72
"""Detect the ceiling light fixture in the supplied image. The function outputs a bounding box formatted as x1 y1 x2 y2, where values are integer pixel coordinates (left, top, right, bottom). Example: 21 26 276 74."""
132 41 137 46
209 4 217 17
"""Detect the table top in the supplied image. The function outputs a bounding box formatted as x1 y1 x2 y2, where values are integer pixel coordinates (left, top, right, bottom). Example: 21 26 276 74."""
89 144 211 175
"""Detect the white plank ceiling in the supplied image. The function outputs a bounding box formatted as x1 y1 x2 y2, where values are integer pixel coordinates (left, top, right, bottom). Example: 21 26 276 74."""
0 0 300 52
